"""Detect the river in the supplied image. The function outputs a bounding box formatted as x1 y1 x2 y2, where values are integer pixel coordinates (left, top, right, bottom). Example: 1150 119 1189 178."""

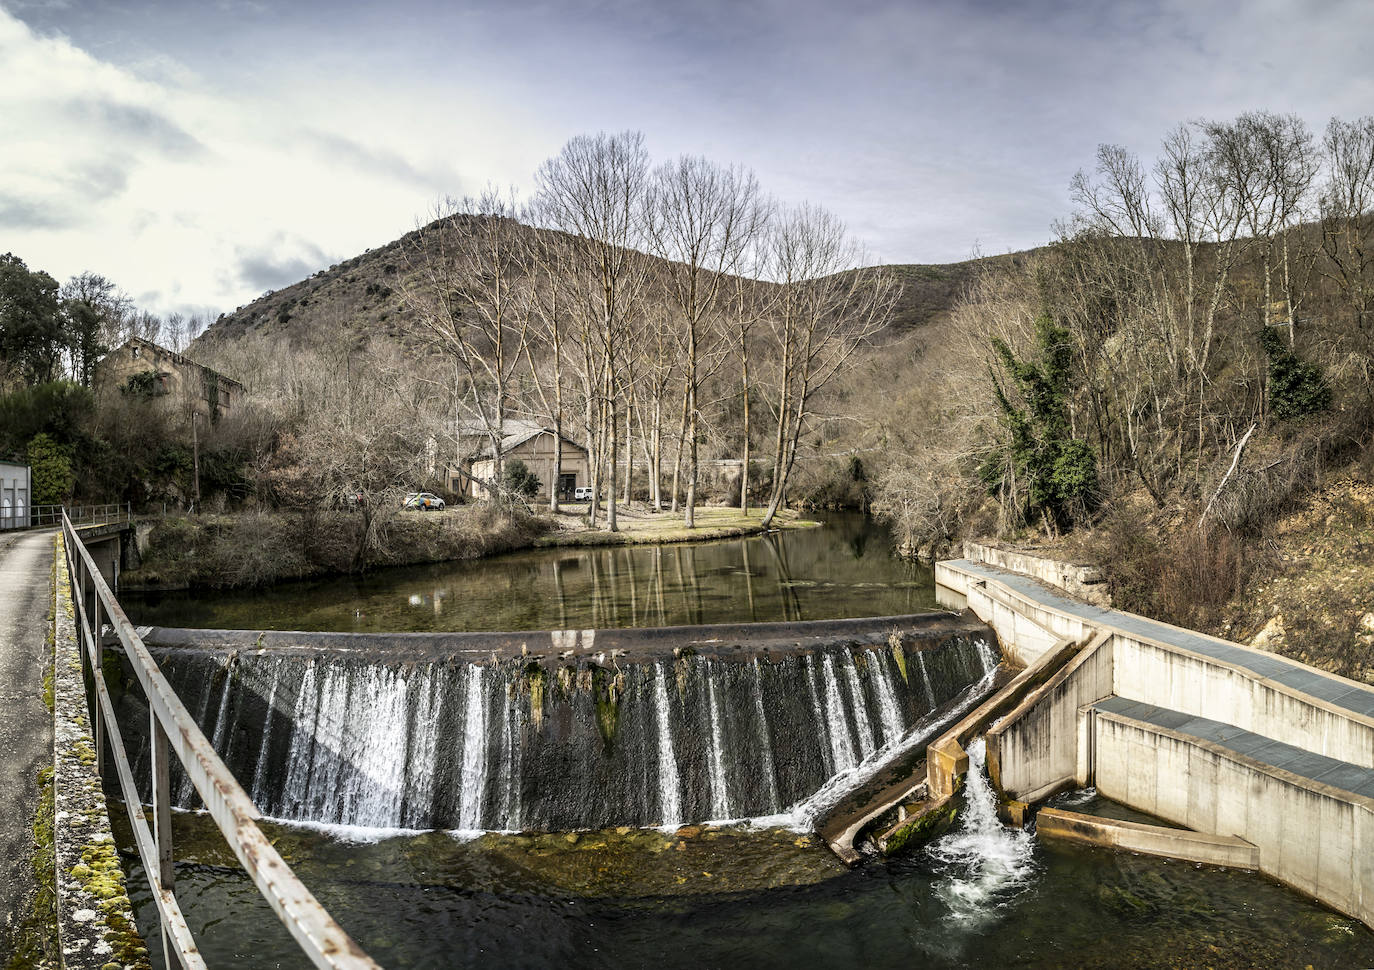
123 512 936 632
113 513 1374 968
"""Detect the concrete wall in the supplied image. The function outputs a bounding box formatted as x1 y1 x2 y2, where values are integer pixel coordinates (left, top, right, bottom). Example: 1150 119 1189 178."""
52 537 150 967
1113 634 1374 771
1093 710 1374 929
0 460 31 529
944 568 1092 667
987 632 1114 802
963 541 1110 607
1037 807 1260 869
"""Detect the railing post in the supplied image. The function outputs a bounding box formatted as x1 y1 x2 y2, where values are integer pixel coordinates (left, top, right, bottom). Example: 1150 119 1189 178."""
151 709 177 969
92 591 104 779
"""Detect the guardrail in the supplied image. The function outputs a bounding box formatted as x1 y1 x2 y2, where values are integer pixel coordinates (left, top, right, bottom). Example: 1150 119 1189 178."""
5 504 132 530
60 511 381 969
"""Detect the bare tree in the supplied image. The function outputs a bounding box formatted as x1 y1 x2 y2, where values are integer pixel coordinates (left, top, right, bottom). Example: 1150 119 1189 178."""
645 156 765 527
758 204 896 527
402 188 533 501
534 131 651 532
1319 116 1374 369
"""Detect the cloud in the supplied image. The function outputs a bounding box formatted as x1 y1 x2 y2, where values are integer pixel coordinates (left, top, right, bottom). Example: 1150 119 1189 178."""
232 236 332 294
68 98 205 157
0 193 76 229
301 130 454 192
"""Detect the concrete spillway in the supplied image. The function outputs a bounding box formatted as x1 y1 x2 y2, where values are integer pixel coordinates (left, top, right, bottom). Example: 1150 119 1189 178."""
114 614 999 834
937 553 1374 931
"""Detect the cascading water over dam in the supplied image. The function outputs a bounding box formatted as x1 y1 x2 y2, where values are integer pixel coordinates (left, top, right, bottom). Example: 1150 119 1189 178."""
121 617 998 834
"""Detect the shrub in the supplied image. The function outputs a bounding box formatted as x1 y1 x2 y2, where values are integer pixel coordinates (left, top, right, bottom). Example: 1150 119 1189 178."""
503 459 541 499
27 433 74 506
1260 328 1331 421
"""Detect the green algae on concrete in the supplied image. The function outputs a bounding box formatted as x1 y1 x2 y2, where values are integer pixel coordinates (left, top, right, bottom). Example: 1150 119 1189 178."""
881 796 962 858
50 536 150 970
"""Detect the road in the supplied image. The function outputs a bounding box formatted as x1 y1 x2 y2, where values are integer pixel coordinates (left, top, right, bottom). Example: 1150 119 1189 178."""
0 529 55 961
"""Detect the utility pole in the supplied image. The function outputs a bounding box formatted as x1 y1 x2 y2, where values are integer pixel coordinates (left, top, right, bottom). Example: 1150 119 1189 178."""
192 411 201 510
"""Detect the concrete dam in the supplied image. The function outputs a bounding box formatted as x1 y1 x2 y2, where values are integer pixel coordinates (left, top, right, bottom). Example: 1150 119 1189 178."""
936 546 1374 932
115 615 1000 834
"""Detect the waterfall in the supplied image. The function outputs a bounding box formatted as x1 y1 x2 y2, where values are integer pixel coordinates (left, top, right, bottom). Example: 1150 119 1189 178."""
928 737 1035 924
280 657 320 818
495 683 517 829
403 667 442 828
654 665 682 828
803 654 834 776
974 637 998 674
820 655 857 772
705 674 731 820
457 665 488 831
915 650 938 709
751 659 780 809
870 656 904 746
141 631 997 834
840 655 877 759
249 673 279 802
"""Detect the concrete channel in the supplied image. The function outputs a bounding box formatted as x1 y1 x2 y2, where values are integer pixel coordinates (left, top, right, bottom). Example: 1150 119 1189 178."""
933 547 1374 932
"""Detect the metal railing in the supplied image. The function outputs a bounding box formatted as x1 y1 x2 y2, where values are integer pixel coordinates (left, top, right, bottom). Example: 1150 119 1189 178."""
60 511 381 970
12 504 132 530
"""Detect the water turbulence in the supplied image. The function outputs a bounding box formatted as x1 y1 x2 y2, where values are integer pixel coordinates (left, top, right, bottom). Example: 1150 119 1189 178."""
927 737 1036 925
122 617 997 834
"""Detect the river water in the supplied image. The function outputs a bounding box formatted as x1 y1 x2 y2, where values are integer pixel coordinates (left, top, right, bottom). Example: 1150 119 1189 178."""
113 513 1374 967
122 512 937 632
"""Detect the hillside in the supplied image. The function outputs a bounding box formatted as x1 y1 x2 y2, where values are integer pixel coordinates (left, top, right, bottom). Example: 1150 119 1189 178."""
192 217 1031 358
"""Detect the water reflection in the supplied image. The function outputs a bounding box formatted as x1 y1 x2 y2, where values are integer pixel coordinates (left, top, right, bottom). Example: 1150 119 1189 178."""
125 513 939 633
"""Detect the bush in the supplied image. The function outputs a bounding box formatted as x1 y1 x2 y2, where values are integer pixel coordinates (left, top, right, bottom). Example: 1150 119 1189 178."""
27 433 74 506
1085 500 1259 631
503 459 541 499
1260 328 1331 421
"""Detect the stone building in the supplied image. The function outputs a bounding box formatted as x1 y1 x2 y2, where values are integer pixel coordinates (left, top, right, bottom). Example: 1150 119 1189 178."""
454 420 589 501
95 337 243 420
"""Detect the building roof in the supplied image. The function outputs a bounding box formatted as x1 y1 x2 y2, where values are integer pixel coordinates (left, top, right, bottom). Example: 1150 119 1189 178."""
462 421 586 460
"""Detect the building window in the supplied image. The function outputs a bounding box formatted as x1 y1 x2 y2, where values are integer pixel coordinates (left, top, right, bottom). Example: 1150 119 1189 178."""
131 346 141 359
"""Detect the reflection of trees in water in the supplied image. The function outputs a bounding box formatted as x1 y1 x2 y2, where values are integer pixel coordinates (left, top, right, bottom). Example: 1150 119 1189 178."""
128 514 940 631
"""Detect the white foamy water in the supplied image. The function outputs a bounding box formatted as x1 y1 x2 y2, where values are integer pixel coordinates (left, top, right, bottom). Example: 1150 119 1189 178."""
927 737 1036 925
705 674 731 819
457 665 488 830
914 649 938 709
655 664 683 828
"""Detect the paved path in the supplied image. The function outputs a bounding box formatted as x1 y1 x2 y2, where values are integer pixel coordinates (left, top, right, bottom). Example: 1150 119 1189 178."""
0 529 54 960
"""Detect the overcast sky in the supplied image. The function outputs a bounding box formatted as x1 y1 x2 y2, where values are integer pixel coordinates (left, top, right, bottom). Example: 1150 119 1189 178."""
3 0 1372 318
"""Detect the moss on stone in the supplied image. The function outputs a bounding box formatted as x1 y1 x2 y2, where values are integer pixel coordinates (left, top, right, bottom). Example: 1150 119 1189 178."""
592 666 623 748
883 798 960 857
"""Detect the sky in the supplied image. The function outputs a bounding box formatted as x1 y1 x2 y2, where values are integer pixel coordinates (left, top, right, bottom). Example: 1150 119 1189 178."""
2 0 1373 319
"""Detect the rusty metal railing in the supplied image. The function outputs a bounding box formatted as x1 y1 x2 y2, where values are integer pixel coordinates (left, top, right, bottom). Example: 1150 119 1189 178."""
61 511 382 970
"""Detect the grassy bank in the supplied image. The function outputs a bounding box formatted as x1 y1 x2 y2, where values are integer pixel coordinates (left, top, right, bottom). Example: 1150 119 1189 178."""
122 503 819 591
535 505 819 547
122 504 554 590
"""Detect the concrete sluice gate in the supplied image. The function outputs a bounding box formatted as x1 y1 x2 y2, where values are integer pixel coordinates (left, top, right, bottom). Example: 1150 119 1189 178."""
113 614 998 832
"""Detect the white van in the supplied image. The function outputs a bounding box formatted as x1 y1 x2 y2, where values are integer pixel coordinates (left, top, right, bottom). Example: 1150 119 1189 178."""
574 486 594 501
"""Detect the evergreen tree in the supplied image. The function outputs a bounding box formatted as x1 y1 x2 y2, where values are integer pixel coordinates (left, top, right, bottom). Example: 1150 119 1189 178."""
979 312 1098 530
